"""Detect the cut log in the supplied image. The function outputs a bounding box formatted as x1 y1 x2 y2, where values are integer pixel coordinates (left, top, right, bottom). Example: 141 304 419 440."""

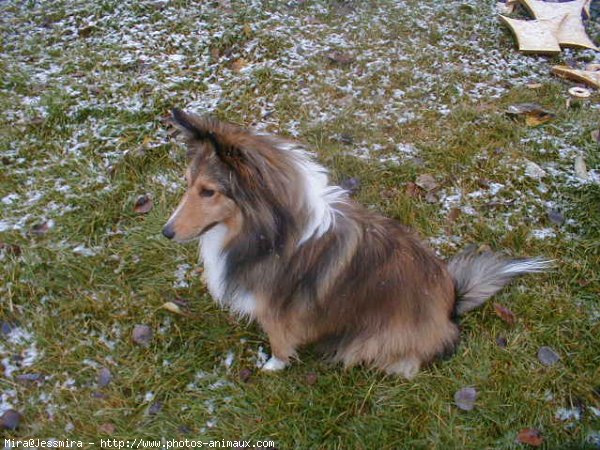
520 0 598 50
551 65 600 89
499 15 563 54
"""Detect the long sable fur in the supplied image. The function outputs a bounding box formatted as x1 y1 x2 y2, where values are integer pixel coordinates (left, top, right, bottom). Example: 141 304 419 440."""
168 109 551 376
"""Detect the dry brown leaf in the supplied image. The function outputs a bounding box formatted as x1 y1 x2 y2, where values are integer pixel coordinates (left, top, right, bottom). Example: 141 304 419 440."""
454 387 477 411
326 51 355 65
306 372 318 385
99 423 116 434
239 368 252 383
415 174 438 192
132 324 153 347
404 182 420 198
506 103 555 126
425 191 438 204
231 58 248 72
0 242 22 256
30 221 53 236
493 303 516 325
160 302 186 316
574 155 588 180
0 409 22 430
134 194 153 214
526 82 543 89
537 346 560 366
447 208 461 223
517 428 544 446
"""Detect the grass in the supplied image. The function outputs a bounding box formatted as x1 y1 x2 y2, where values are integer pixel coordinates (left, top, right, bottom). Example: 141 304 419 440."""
1 0 599 448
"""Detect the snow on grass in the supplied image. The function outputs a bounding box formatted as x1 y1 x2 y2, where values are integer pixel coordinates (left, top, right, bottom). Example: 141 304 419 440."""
0 0 598 442
0 325 41 413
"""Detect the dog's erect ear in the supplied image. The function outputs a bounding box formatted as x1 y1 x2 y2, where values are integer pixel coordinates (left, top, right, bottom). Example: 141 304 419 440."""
171 108 216 142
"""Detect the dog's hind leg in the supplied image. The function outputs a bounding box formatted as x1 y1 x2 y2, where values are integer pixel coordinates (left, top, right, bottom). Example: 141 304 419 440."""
384 356 421 379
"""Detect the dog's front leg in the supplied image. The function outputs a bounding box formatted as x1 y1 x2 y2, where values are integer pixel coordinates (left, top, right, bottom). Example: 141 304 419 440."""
259 318 299 372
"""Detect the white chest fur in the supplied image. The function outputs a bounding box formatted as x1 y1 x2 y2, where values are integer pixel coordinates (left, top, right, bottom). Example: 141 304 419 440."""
199 224 257 318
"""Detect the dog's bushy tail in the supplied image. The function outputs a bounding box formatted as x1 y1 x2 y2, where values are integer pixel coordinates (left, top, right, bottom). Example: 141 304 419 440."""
448 245 553 316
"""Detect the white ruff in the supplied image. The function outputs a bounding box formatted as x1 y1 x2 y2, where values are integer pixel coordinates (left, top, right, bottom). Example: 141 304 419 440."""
279 143 348 244
199 224 257 317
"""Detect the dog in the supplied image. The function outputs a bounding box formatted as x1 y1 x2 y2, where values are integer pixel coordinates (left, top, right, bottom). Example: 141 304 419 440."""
162 109 551 378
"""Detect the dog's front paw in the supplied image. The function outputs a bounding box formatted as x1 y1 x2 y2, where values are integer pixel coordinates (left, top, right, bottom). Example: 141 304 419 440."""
261 356 288 372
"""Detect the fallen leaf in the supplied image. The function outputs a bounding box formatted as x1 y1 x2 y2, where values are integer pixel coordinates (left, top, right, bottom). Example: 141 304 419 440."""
132 324 153 348
326 51 355 65
338 133 354 145
1 321 16 335
0 242 22 256
30 220 53 236
577 279 591 287
591 129 599 144
151 1 167 11
524 160 547 180
99 423 116 434
447 208 461 223
415 174 438 191
148 402 162 415
231 58 248 72
526 82 543 89
506 103 555 127
574 155 588 180
78 26 95 38
16 373 42 383
425 191 438 204
495 336 508 348
28 116 45 126
0 409 22 430
160 301 186 316
178 424 193 435
239 368 252 383
404 182 420 198
306 372 318 386
493 303 516 325
517 428 544 447
340 177 361 196
477 178 490 188
210 47 220 60
454 387 477 411
537 346 560 366
98 367 112 388
547 209 565 226
134 194 153 214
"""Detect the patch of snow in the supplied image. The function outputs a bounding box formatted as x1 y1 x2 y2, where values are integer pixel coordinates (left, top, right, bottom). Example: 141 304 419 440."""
555 407 581 422
223 351 235 369
73 245 98 257
530 228 556 240
173 263 191 289
255 345 270 368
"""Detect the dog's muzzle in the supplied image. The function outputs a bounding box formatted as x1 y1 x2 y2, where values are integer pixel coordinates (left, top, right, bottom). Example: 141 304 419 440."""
162 223 175 239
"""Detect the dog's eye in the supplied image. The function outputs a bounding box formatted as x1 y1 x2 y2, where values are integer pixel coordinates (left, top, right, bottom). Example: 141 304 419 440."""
199 188 215 198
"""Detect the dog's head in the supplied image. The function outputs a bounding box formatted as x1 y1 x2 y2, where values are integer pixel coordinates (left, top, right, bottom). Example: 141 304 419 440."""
162 109 299 245
162 109 242 243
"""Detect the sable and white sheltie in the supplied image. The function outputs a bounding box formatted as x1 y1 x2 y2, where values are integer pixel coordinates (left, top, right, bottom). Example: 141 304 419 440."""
162 109 550 378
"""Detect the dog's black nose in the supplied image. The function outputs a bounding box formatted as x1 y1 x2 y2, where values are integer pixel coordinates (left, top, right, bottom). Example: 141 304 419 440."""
162 224 175 239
